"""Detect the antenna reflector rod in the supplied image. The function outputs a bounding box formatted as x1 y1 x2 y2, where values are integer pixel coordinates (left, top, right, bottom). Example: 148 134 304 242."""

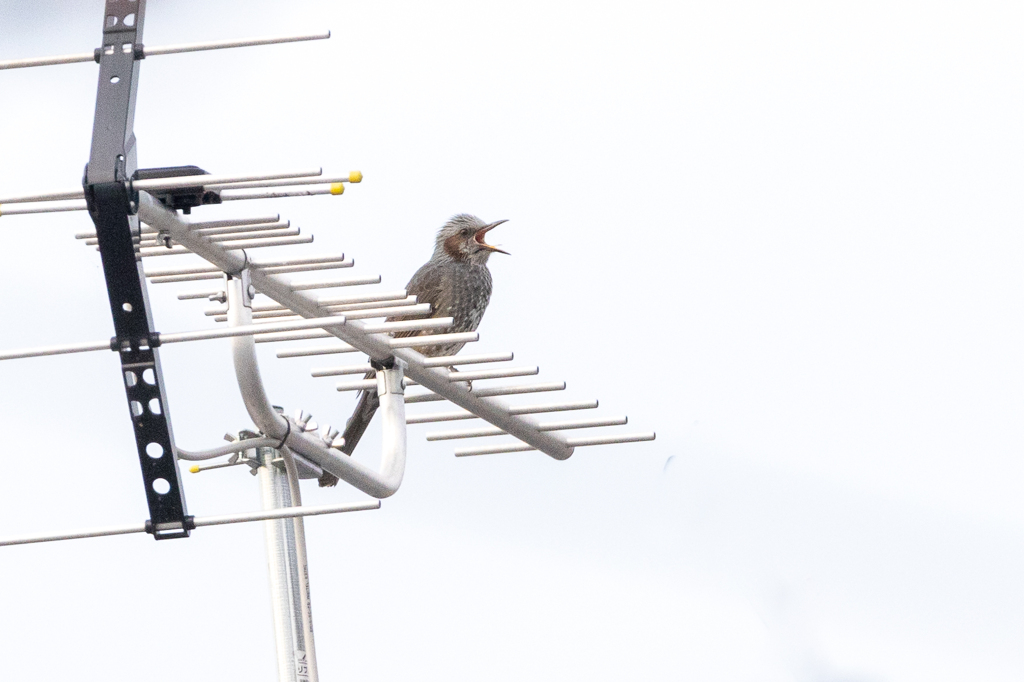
235 302 429 325
406 400 599 425
191 221 294 236
565 433 656 447
0 31 330 71
150 253 349 279
178 288 225 301
276 343 361 358
446 366 539 383
159 315 349 344
311 364 373 377
206 172 362 191
273 330 482 358
271 302 430 323
336 378 418 392
75 216 283 239
420 352 514 368
289 275 381 291
0 316 364 361
0 339 113 361
453 432 656 457
426 416 628 441
315 290 410 306
219 186 349 202
359 317 453 335
0 51 99 71
255 259 354 276
249 319 449 345
251 315 455 343
211 294 411 319
138 234 314 256
187 215 281 229
0 500 378 549
0 170 320 205
389 332 479 349
0 201 87 217
90 226 300 247
155 258 354 285
143 31 331 58
313 351 518 379
133 169 322 192
470 381 567 398
0 190 87 204
403 381 565 404
252 296 416 319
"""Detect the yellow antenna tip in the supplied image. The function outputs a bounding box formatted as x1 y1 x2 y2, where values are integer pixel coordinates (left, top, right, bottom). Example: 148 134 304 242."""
189 465 200 474
330 182 345 195
348 171 363 184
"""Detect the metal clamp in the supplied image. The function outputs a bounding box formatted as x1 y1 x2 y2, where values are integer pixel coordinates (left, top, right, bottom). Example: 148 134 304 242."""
375 358 407 396
145 515 195 540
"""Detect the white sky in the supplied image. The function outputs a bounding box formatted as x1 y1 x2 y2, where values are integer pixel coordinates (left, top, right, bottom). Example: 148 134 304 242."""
1 1 1023 680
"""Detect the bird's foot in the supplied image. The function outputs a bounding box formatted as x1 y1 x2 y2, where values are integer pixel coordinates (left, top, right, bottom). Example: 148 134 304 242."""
449 365 472 391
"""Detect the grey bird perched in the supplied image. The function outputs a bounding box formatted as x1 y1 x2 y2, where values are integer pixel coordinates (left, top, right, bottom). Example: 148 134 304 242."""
319 214 509 487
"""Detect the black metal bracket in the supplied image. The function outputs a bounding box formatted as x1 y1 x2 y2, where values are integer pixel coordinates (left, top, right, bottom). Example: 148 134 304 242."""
134 165 222 214
84 0 190 538
370 356 396 371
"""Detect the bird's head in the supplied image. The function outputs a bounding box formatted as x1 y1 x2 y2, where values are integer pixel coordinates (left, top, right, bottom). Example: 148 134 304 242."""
433 214 509 264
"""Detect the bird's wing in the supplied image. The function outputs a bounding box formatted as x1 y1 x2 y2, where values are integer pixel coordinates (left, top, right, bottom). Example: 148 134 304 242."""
388 261 455 339
335 265 447 471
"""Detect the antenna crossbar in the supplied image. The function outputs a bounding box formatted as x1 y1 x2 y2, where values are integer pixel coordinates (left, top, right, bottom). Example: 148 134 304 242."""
136 193 577 461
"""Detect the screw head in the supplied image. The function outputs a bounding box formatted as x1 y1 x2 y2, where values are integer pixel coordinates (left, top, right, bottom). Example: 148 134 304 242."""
247 285 256 299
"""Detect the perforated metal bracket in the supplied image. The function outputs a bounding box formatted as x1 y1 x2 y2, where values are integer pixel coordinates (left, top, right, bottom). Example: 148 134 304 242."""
84 0 189 537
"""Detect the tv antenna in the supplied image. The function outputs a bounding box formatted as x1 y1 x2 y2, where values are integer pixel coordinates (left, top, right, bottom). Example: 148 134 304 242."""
0 2 655 679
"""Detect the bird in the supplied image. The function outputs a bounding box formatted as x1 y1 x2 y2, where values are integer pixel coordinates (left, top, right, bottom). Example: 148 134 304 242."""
319 214 509 486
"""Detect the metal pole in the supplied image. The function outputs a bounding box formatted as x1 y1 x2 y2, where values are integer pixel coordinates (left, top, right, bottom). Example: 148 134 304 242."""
257 445 319 682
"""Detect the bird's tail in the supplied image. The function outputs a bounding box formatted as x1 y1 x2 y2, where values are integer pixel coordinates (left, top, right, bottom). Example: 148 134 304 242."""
319 371 379 487
340 384 380 456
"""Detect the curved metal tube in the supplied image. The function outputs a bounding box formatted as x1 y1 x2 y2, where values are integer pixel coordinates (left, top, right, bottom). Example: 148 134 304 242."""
226 275 406 498
176 436 279 461
375 363 407 486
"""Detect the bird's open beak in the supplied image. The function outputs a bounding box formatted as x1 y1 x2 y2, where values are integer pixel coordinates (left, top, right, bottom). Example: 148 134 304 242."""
474 219 510 255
